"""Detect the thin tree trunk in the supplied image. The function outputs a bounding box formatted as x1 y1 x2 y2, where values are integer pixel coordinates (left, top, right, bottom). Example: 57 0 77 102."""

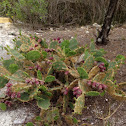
96 0 119 45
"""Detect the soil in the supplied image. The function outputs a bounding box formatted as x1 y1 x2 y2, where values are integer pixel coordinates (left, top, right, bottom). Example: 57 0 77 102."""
1 23 126 126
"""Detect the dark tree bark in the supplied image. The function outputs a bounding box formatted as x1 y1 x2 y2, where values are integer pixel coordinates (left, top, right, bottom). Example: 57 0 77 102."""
96 0 119 45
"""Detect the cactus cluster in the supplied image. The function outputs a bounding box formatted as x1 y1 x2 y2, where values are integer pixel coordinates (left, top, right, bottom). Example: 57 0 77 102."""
6 83 21 99
25 78 44 85
98 62 106 72
87 80 107 91
0 35 125 125
73 87 82 98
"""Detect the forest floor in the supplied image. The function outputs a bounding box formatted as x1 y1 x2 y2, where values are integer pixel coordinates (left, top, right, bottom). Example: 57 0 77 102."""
0 22 126 126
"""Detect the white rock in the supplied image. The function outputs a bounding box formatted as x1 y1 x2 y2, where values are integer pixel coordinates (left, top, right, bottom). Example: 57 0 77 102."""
93 23 101 28
86 30 89 34
50 28 54 31
13 118 26 124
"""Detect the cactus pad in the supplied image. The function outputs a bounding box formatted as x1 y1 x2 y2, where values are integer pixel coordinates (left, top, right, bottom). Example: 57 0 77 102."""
83 55 94 72
74 93 85 114
88 66 100 79
37 95 50 110
26 50 41 61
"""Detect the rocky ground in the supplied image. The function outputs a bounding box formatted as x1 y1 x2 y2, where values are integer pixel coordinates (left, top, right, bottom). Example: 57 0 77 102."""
0 22 126 126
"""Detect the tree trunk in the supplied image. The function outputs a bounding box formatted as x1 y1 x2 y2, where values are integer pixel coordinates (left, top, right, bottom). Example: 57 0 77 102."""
96 0 119 45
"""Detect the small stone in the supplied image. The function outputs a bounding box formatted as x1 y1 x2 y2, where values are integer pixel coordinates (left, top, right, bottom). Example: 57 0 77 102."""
86 31 89 34
98 38 102 42
13 118 26 124
50 28 54 31
105 98 108 102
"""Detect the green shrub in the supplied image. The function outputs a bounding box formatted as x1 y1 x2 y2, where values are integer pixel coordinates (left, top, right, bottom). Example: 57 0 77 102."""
0 35 126 125
0 0 47 23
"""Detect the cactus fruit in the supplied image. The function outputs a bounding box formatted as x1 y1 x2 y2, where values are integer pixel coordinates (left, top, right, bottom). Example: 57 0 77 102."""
63 87 69 95
38 38 42 43
73 87 82 97
65 71 69 75
86 80 107 91
98 62 106 72
6 83 12 88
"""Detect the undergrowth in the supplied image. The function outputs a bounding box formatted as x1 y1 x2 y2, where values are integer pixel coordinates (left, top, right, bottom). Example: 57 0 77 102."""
0 35 126 125
0 0 126 25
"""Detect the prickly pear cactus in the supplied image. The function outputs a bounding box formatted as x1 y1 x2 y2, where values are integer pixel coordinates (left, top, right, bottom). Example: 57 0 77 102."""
0 35 125 125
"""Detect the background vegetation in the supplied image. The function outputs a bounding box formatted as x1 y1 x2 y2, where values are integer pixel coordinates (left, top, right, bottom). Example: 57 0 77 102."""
0 0 126 26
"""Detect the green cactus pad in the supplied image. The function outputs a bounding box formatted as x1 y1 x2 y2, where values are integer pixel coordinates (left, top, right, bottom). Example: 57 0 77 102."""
75 47 85 55
83 55 94 72
86 91 100 96
77 67 88 79
20 44 31 52
108 61 117 69
66 50 76 57
90 41 95 52
92 73 106 82
26 50 41 61
9 49 25 60
45 75 55 83
74 93 85 114
0 66 11 76
83 50 91 61
37 95 50 110
0 76 8 88
0 103 6 111
37 70 42 80
69 38 78 50
61 40 70 49
42 51 47 59
106 80 126 101
9 64 19 74
47 66 54 75
68 68 79 78
102 69 114 83
44 108 60 123
116 55 125 61
88 66 100 79
4 70 28 82
40 39 48 48
78 80 90 94
19 92 30 102
49 41 58 49
95 57 107 64
3 59 15 70
92 50 104 58
15 40 22 48
52 61 67 71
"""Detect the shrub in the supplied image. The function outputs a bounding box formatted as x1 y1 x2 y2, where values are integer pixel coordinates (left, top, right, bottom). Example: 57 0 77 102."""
0 35 126 125
0 0 47 24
